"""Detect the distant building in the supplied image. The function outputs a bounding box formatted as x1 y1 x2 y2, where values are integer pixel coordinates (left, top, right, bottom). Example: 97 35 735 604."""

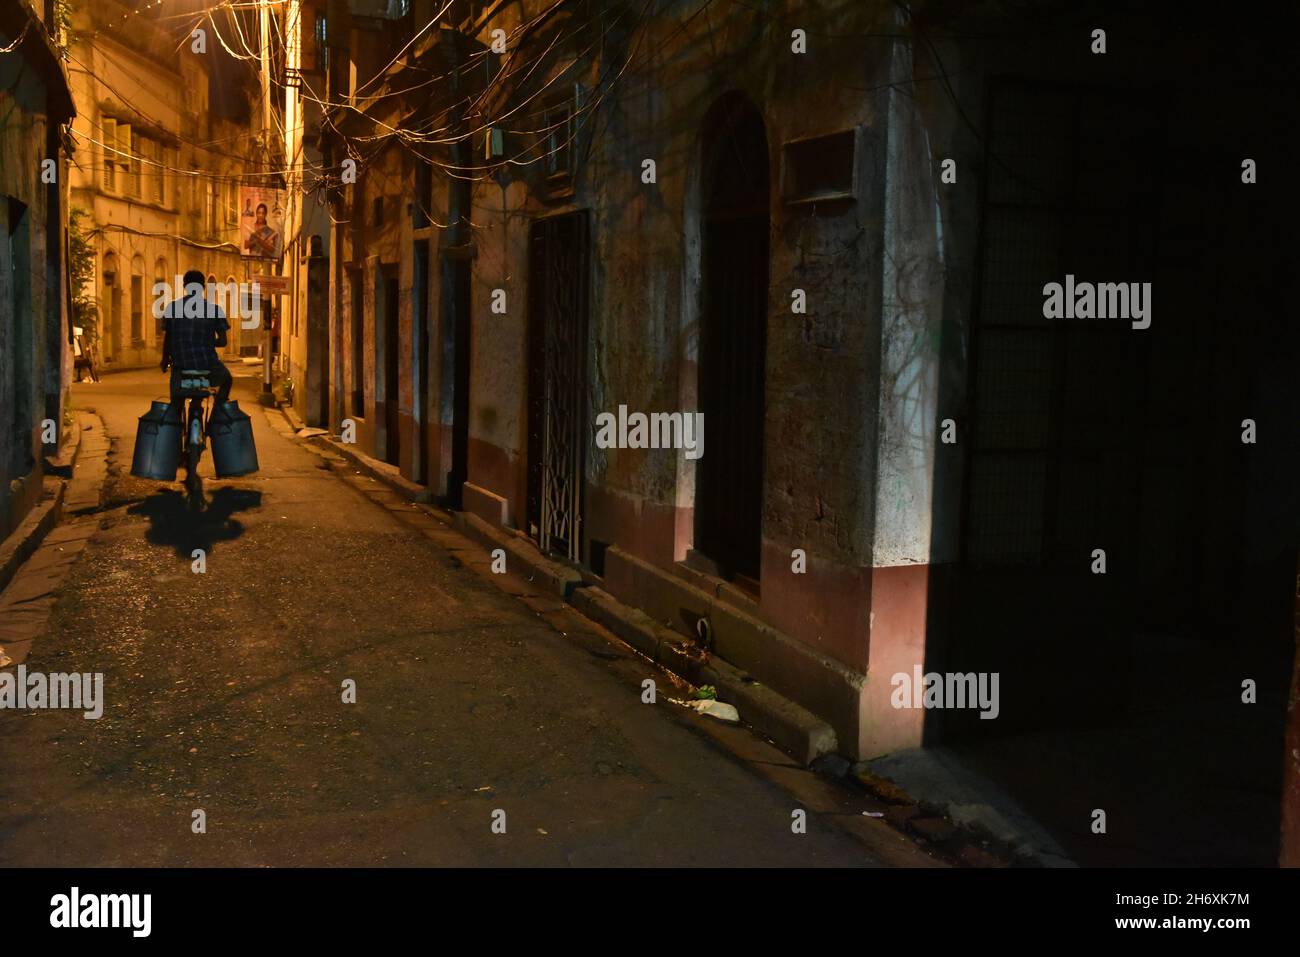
64 0 260 373
0 0 75 541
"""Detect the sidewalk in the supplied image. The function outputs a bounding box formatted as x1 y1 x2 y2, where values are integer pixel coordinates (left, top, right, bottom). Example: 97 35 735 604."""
0 412 108 669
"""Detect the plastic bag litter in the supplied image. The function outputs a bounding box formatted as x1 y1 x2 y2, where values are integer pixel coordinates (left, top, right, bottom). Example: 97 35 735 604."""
670 697 739 723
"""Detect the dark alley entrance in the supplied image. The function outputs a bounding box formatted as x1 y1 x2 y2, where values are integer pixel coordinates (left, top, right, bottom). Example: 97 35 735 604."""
695 93 769 585
381 267 400 467
927 74 1295 867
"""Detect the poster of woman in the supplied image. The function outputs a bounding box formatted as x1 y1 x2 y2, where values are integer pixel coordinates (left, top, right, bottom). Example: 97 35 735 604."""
240 187 285 260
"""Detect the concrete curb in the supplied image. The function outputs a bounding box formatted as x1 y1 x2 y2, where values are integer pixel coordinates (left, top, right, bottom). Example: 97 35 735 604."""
84 364 151 378
62 413 110 517
0 480 67 597
278 400 306 432
0 411 118 669
303 427 433 505
0 413 89 595
699 656 839 766
458 513 585 599
42 415 81 478
570 585 837 765
289 415 839 766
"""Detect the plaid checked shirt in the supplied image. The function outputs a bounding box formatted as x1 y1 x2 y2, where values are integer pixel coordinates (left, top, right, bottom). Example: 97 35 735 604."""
163 297 229 371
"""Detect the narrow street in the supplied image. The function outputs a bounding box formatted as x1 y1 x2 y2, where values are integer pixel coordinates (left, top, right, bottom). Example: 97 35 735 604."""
0 368 917 867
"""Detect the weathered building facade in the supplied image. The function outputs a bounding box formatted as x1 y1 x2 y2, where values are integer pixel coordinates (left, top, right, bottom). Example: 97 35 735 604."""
276 0 333 425
321 0 936 758
317 0 1297 861
0 0 74 542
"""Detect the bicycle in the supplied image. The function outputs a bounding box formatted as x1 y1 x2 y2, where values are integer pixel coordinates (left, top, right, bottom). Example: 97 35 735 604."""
172 368 219 511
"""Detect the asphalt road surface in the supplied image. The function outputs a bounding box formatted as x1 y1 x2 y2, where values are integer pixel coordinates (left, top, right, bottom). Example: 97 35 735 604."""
0 367 912 867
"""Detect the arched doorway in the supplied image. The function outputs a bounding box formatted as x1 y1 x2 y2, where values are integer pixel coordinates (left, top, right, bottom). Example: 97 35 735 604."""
695 94 769 584
154 258 168 343
130 255 145 349
101 251 120 360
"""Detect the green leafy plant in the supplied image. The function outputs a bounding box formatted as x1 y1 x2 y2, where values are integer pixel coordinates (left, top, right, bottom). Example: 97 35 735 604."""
67 206 98 338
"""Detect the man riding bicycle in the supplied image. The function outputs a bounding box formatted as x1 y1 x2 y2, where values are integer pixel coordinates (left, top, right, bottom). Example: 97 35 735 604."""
160 269 233 407
132 269 255 504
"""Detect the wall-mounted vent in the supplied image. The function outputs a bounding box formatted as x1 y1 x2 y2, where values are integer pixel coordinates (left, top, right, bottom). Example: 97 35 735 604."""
781 128 858 205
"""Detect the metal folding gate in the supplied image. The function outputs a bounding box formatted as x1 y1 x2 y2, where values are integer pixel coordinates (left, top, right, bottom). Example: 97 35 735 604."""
526 212 589 562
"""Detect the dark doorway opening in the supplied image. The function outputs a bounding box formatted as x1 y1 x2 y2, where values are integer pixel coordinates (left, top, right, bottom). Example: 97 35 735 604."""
349 268 364 420
381 267 400 466
696 94 769 584
105 268 122 360
130 273 144 346
5 198 33 479
413 240 431 484
526 211 589 562
440 255 471 508
308 244 329 427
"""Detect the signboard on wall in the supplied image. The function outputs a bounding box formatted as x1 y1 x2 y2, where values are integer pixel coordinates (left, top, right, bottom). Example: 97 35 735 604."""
252 274 291 297
240 187 286 260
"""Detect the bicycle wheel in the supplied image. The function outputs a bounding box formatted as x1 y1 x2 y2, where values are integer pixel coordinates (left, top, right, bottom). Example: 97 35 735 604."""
185 400 204 510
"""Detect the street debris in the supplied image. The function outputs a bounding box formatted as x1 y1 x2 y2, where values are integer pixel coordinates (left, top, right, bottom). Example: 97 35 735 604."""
853 766 914 805
670 696 739 723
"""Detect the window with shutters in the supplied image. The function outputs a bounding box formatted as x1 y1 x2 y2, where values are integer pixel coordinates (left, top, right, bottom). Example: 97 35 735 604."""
206 181 218 237
154 258 167 336
543 102 573 182
128 130 141 198
153 142 166 204
165 149 178 207
101 118 117 191
130 256 145 347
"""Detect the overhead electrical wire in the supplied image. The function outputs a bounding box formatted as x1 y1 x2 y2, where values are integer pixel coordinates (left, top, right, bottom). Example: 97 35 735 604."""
62 0 731 234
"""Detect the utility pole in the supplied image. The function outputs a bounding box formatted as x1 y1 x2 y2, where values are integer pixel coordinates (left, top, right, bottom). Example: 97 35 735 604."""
284 0 301 406
259 0 274 397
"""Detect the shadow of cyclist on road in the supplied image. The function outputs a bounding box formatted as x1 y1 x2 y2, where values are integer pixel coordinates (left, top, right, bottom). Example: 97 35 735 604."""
127 486 262 559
